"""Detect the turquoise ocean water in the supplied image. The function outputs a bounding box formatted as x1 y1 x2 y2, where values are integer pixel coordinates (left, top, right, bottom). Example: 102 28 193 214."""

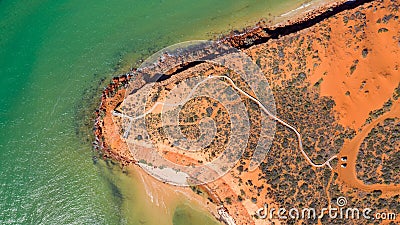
0 0 305 224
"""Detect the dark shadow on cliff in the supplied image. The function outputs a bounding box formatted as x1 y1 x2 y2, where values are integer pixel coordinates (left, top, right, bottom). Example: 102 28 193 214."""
240 0 375 48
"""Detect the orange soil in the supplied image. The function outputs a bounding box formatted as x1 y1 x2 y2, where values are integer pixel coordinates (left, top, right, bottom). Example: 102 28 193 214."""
308 5 400 130
96 0 400 224
302 0 400 197
101 89 134 165
337 99 400 195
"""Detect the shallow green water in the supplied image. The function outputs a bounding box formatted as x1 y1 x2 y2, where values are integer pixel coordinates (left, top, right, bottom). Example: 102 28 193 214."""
173 204 219 225
0 0 305 224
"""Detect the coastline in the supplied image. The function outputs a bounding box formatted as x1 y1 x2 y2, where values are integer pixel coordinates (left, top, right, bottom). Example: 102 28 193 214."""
91 0 351 221
219 0 373 48
93 0 400 224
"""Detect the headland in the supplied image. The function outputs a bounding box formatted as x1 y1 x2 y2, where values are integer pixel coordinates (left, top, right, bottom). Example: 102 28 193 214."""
94 0 400 224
